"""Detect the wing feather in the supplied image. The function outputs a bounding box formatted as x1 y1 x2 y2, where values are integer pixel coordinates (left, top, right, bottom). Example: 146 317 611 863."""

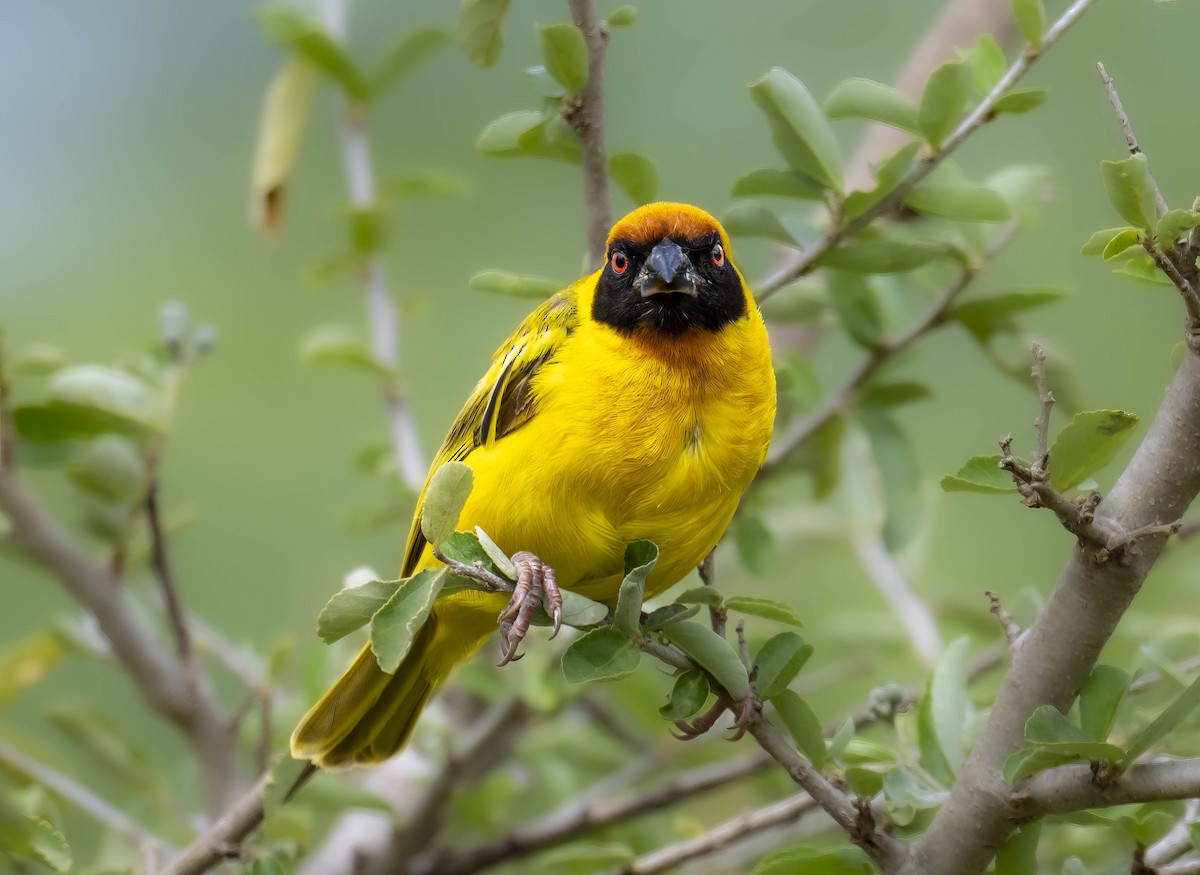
400 288 579 575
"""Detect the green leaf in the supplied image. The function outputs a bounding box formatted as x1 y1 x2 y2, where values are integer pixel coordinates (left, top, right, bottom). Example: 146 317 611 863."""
469 269 563 298
674 586 722 608
843 140 921 220
256 5 368 99
918 636 970 783
749 67 844 192
828 715 855 759
421 461 475 547
456 0 511 67
819 236 946 274
731 167 825 201
918 60 971 149
1081 226 1138 256
951 288 1069 341
750 845 873 875
1079 664 1131 742
614 540 657 637
863 409 921 551
608 152 658 205
658 670 709 720
1155 209 1200 248
860 382 932 408
824 78 919 133
754 632 813 700
825 270 881 348
1003 746 1077 784
317 578 398 644
959 34 1006 97
722 203 797 246
385 168 471 200
0 632 64 709
539 842 636 872
992 87 1048 116
662 621 749 700
644 603 700 630
300 325 390 377
733 513 776 575
1102 228 1142 260
1100 154 1159 230
250 58 318 234
996 823 1042 875
772 690 826 769
1024 705 1127 761
1013 0 1046 48
1048 409 1139 491
370 27 450 97
904 182 1011 222
51 365 162 430
1122 675 1200 766
941 454 1015 494
475 526 517 579
558 589 610 628
67 435 147 501
724 596 804 627
562 627 640 683
477 110 581 163
537 23 588 97
370 569 447 672
1113 251 1174 286
607 5 637 26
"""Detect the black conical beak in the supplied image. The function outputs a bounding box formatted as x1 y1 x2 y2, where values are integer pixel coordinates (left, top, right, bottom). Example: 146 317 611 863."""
634 239 698 298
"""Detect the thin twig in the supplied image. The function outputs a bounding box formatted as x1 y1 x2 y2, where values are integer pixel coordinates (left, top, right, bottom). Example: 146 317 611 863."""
755 0 1098 302
146 480 192 660
0 737 169 849
603 793 820 875
317 0 424 492
1097 62 1168 218
854 533 941 667
697 549 726 636
1030 343 1054 475
985 591 1023 652
565 0 611 268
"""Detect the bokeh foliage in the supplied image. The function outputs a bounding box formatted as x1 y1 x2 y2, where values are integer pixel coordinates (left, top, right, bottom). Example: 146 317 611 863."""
5 0 1200 873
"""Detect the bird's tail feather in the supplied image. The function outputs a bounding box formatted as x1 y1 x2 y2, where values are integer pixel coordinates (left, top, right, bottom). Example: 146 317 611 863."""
290 594 500 768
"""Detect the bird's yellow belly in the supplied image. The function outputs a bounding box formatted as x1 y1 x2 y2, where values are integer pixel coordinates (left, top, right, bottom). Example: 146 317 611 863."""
449 349 772 604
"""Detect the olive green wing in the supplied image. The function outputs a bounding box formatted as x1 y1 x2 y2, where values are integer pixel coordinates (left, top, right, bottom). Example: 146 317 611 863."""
400 288 580 576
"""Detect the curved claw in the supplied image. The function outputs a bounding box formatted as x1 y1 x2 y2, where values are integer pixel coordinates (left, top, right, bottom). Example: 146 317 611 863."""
496 551 560 666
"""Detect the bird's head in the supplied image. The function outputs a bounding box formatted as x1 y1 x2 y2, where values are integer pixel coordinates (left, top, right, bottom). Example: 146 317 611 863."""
591 203 749 337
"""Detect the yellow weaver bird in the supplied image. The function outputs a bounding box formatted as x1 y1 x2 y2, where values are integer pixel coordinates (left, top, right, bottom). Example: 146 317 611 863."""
292 202 776 768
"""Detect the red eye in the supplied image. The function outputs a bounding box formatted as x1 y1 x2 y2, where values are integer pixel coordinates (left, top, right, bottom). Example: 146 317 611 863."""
611 251 628 274
711 243 725 266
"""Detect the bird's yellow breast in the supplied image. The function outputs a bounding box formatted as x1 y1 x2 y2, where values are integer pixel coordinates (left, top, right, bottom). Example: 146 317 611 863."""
444 289 775 603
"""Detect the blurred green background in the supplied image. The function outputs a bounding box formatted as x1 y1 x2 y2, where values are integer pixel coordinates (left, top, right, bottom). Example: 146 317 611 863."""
3 0 1200 866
